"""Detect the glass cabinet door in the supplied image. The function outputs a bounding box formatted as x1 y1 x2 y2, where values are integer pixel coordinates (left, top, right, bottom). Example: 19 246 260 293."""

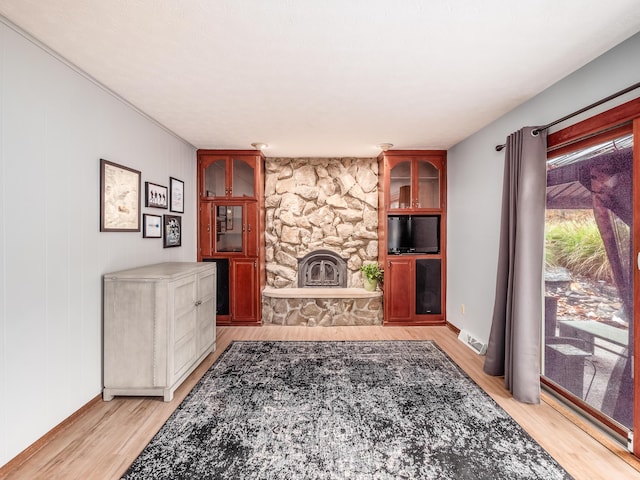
389 161 412 209
204 158 227 197
215 205 243 252
232 158 255 197
417 161 440 209
389 159 441 210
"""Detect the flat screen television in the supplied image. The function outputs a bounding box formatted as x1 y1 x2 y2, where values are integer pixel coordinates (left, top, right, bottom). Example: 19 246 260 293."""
387 215 440 254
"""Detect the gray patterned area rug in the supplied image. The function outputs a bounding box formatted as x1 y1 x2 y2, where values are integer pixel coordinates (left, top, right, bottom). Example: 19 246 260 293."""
122 341 572 479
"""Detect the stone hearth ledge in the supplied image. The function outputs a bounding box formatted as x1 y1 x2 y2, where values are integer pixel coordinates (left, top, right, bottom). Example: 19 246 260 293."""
261 286 383 326
262 286 381 299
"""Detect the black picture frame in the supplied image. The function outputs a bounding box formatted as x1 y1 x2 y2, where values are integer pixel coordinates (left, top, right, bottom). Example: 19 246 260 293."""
145 182 168 209
100 159 141 232
142 214 162 238
163 215 182 248
170 177 184 213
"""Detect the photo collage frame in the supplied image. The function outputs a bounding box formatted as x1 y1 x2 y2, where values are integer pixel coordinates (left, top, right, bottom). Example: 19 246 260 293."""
99 159 184 247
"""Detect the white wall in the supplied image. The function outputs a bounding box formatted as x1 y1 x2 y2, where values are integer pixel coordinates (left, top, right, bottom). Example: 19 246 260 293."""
0 21 197 466
447 32 640 345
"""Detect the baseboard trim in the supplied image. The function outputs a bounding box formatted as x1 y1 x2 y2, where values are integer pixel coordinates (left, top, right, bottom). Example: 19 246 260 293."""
445 321 460 335
0 394 102 474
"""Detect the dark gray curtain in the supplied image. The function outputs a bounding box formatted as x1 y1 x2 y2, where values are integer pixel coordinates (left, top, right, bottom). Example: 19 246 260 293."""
483 126 548 404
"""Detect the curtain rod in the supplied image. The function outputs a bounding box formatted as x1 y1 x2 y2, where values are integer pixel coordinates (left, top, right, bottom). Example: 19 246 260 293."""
494 81 640 152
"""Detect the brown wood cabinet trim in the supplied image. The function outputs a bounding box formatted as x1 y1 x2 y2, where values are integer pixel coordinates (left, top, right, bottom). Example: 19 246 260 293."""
634 117 640 457
547 97 640 151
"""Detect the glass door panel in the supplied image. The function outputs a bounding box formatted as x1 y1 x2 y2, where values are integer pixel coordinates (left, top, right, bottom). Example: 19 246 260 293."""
544 133 633 430
390 161 412 209
232 158 255 197
204 159 226 197
215 205 243 253
417 161 440 208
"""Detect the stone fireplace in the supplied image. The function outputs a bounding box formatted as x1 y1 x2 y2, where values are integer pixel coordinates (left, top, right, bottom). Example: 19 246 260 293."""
261 157 383 326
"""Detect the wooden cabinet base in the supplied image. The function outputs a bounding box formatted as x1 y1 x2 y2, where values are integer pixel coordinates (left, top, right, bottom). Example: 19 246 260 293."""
215 317 262 326
103 347 214 402
384 319 446 326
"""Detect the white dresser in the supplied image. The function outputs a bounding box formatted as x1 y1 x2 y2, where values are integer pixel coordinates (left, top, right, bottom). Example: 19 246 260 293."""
103 262 216 402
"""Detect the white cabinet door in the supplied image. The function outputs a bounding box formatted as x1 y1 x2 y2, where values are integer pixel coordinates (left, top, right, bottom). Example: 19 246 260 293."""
170 275 198 384
197 267 216 357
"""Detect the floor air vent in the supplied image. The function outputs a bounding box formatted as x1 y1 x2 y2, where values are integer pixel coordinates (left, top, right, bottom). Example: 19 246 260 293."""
458 329 487 355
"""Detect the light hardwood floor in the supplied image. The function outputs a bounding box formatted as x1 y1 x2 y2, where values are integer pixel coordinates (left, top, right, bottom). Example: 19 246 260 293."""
2 325 640 479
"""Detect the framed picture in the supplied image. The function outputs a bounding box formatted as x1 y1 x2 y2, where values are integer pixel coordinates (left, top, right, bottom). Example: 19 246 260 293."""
163 215 182 248
100 159 141 232
145 182 168 209
170 177 184 213
142 214 162 238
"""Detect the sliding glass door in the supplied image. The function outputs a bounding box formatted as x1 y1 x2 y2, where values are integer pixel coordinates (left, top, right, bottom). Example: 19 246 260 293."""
542 101 640 453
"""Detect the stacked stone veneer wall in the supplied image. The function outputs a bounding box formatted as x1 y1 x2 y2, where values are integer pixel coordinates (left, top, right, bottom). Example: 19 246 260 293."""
262 157 383 326
262 292 383 326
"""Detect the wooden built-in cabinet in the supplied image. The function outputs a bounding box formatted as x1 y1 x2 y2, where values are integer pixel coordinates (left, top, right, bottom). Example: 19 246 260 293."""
378 150 447 325
197 150 265 325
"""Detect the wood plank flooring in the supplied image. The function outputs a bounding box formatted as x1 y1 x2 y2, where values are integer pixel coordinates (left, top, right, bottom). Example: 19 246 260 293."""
2 325 640 479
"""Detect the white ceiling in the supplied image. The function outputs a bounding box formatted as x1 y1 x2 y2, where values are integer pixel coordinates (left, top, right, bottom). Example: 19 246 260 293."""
1 1 640 157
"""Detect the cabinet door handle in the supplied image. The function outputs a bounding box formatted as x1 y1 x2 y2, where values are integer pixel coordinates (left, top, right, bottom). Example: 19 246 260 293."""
248 224 252 233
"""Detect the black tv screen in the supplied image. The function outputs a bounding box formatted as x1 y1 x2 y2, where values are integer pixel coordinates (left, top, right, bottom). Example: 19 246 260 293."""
411 215 440 253
387 216 410 253
387 215 439 254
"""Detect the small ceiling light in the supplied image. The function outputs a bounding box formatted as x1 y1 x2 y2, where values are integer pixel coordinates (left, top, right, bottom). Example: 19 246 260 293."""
377 143 394 151
251 142 268 150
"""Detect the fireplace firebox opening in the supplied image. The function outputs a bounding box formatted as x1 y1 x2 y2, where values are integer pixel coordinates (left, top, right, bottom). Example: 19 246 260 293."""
297 250 348 288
